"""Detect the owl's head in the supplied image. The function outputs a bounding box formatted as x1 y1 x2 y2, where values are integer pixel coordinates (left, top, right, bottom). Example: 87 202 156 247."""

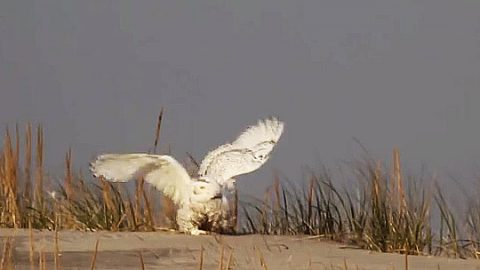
190 177 222 203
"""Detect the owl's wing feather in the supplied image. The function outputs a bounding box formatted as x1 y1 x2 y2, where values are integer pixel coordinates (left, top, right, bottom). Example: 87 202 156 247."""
231 117 284 148
90 153 191 204
198 117 284 184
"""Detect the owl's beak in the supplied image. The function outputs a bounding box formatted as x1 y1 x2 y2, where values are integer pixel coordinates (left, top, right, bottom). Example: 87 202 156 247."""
211 193 222 200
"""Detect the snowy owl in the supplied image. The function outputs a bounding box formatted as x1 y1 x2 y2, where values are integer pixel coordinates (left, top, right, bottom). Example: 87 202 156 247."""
90 117 284 235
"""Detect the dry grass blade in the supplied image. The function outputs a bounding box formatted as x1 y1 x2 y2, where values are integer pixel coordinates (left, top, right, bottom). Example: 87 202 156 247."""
23 123 32 208
218 245 224 270
392 148 406 213
232 190 238 232
54 221 61 270
0 237 13 270
404 253 408 270
64 148 73 200
186 152 200 169
161 196 177 229
142 183 155 231
2 128 19 228
134 178 144 230
152 107 164 154
38 248 45 270
198 245 204 270
29 219 35 270
226 249 234 270
90 238 100 270
34 125 44 214
138 251 145 270
254 246 268 270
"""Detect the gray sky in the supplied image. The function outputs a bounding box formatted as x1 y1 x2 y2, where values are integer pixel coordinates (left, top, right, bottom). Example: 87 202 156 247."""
1 0 480 196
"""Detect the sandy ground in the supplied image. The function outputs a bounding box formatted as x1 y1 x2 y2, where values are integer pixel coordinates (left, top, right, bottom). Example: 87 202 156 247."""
0 229 478 270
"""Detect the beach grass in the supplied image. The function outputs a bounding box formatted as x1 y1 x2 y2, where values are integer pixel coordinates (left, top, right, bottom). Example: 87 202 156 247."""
0 121 479 259
242 148 478 258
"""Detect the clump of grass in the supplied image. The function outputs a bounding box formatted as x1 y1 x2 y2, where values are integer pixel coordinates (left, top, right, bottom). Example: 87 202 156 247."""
243 171 344 238
466 201 480 258
0 120 167 232
0 237 14 269
437 176 480 259
0 124 49 229
464 176 480 258
434 184 463 258
346 150 433 255
241 149 456 257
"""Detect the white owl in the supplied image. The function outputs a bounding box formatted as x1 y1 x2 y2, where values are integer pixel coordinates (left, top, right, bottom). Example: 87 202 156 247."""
90 117 284 235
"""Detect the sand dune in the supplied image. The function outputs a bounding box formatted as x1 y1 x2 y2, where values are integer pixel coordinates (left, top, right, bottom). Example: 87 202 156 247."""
0 229 477 269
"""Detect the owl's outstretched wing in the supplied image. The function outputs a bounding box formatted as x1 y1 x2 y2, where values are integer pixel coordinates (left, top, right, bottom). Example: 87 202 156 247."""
90 153 192 205
198 117 284 185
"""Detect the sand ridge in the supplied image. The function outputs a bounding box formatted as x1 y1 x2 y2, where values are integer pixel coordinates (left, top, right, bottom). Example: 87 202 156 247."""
0 229 478 269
